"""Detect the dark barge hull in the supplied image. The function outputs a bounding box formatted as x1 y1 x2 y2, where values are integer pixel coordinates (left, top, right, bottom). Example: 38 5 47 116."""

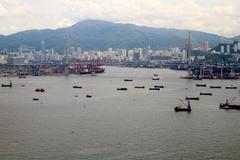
200 93 212 96
196 84 207 87
1 84 12 87
219 104 240 110
175 107 191 112
210 86 221 89
185 97 199 100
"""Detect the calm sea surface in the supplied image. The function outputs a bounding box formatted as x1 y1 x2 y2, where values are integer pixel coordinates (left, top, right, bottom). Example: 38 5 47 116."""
0 66 240 160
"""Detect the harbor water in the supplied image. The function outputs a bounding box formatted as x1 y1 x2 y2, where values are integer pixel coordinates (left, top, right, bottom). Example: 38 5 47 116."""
0 66 240 160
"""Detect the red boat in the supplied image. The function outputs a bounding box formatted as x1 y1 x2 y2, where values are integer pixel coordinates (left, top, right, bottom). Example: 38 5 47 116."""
35 88 45 92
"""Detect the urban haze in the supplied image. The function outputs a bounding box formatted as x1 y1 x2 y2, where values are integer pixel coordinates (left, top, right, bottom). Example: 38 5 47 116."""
0 0 240 160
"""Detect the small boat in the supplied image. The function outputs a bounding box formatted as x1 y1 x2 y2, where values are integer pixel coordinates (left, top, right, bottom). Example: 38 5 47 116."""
219 99 240 110
33 98 39 101
152 77 160 80
225 86 237 89
35 88 45 92
154 74 158 76
210 86 221 89
117 88 128 91
154 85 164 88
200 92 212 96
175 100 191 112
1 80 12 88
193 77 202 80
90 74 97 77
73 86 82 89
196 84 207 87
149 87 160 91
135 86 145 89
180 76 194 79
19 76 26 79
1 74 8 77
86 95 92 98
124 79 133 82
1 84 12 87
185 97 199 100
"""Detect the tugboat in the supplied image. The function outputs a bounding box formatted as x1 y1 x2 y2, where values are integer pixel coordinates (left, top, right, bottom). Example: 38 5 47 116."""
175 100 191 112
1 80 12 88
219 98 240 110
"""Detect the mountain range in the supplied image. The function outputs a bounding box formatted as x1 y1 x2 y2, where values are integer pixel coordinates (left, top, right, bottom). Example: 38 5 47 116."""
0 20 238 53
233 35 240 41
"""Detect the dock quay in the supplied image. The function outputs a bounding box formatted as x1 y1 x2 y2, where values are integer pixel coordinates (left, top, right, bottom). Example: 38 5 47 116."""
0 61 105 76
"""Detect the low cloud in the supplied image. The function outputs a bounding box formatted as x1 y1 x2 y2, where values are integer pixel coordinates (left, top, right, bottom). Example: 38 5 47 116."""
55 18 74 29
0 0 239 37
0 3 7 16
63 0 240 37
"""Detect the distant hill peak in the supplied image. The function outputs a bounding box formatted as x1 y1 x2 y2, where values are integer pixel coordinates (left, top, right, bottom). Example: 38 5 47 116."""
70 19 115 28
0 19 228 53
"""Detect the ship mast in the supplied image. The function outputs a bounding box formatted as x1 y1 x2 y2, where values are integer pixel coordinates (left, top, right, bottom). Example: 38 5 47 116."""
187 32 192 77
64 34 69 76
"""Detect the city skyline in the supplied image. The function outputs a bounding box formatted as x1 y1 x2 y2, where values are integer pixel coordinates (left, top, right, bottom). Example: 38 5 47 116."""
0 0 239 37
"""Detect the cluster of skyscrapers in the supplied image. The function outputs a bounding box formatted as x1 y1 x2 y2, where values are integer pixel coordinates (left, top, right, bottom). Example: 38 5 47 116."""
0 39 239 66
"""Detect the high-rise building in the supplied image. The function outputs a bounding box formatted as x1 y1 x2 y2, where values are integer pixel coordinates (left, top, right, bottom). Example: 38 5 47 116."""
108 48 114 59
77 47 82 54
201 41 209 51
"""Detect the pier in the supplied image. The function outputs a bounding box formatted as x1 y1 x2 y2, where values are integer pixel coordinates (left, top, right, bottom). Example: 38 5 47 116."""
0 60 105 76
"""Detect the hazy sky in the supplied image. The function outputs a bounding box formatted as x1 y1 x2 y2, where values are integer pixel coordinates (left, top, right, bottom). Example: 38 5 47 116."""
0 0 239 37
